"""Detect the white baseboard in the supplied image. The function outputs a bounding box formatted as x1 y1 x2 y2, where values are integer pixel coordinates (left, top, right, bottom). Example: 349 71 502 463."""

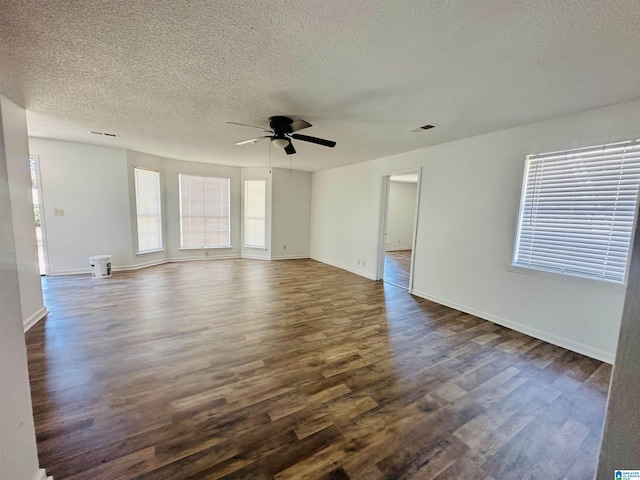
115 257 168 271
49 267 91 276
310 256 376 281
168 254 240 263
410 288 614 364
23 306 48 332
385 246 412 252
33 468 53 480
241 253 271 260
271 254 310 260
48 255 242 276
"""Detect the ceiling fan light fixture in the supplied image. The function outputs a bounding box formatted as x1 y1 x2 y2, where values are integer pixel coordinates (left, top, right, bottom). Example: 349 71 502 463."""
272 137 289 149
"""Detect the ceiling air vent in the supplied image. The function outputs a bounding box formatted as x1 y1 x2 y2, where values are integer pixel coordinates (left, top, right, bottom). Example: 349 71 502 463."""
409 124 436 133
89 131 119 137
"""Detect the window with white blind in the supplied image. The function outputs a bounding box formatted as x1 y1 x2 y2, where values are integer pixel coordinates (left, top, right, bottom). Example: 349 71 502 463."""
513 140 640 284
244 179 266 248
179 174 230 248
134 168 163 253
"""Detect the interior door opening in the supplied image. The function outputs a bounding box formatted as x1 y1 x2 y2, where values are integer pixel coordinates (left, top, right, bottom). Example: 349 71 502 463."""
377 170 421 291
30 155 48 275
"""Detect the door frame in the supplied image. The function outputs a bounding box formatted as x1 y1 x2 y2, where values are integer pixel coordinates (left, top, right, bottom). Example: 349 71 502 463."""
375 167 422 292
30 154 50 276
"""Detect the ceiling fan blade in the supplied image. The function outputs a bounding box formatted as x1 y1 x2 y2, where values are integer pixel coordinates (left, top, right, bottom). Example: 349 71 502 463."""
284 142 296 155
290 133 336 148
234 136 271 146
284 119 312 133
226 122 273 134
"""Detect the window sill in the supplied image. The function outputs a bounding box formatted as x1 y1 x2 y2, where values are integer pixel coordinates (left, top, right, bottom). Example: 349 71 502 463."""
506 264 626 292
243 246 267 250
136 249 166 256
178 246 234 251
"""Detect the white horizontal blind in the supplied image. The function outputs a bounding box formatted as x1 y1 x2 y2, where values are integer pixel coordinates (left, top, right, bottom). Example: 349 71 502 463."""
134 168 162 253
179 174 230 248
514 140 640 283
244 180 266 248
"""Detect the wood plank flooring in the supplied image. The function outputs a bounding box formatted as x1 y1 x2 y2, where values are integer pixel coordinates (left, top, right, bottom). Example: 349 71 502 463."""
384 250 412 289
26 259 611 479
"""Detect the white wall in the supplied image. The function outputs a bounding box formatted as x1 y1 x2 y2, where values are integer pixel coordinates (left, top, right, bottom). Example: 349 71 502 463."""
0 95 42 480
3 98 46 329
30 138 132 275
311 100 640 362
271 168 311 260
386 181 416 251
311 161 379 279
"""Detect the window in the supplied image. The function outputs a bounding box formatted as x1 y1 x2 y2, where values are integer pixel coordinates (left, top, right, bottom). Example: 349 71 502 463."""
179 174 230 248
134 168 163 253
244 179 266 248
513 140 640 283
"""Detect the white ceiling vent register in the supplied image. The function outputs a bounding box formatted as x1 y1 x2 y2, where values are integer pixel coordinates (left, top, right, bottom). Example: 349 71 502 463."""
89 131 119 137
513 140 640 283
409 124 437 133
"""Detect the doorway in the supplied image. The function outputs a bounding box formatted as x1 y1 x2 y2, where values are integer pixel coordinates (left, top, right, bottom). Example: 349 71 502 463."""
376 170 421 290
30 155 48 275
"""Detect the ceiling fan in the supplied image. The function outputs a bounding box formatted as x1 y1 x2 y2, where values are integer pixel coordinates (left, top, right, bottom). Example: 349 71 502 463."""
227 116 336 155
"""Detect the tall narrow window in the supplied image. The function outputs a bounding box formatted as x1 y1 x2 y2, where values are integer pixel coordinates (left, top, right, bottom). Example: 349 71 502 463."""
179 174 230 248
134 168 163 253
244 179 266 248
513 140 640 283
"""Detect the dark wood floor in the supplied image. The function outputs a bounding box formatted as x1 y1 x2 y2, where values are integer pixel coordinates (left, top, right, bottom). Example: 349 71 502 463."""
384 250 412 289
26 259 611 479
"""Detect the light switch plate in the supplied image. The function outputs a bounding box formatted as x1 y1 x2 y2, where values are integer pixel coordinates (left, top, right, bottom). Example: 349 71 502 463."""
54 208 64 216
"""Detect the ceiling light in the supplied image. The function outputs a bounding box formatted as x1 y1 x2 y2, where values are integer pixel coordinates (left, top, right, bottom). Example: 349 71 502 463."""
272 138 289 149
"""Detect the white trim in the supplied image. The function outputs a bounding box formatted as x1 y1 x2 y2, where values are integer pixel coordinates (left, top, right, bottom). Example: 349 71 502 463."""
115 258 168 271
30 154 51 276
48 255 241 276
270 254 310 260
311 256 376 281
410 288 614 364
376 167 422 292
178 246 234 250
506 264 625 292
241 253 271 260
136 248 165 256
169 254 240 263
33 468 53 480
23 306 48 332
48 267 93 276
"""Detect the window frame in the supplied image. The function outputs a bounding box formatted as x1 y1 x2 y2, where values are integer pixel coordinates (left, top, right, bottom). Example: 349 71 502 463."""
243 179 267 249
178 173 231 249
511 140 640 285
134 167 163 254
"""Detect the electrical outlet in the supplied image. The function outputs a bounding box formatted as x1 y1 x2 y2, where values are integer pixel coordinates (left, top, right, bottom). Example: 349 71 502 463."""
362 260 366 267
283 244 287 250
54 208 64 216
357 259 361 265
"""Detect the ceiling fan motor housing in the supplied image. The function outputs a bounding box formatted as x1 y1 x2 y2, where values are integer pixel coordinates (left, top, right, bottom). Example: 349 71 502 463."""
269 116 294 133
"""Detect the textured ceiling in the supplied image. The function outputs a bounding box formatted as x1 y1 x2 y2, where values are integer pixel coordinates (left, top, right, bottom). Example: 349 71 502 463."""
1 1 640 171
